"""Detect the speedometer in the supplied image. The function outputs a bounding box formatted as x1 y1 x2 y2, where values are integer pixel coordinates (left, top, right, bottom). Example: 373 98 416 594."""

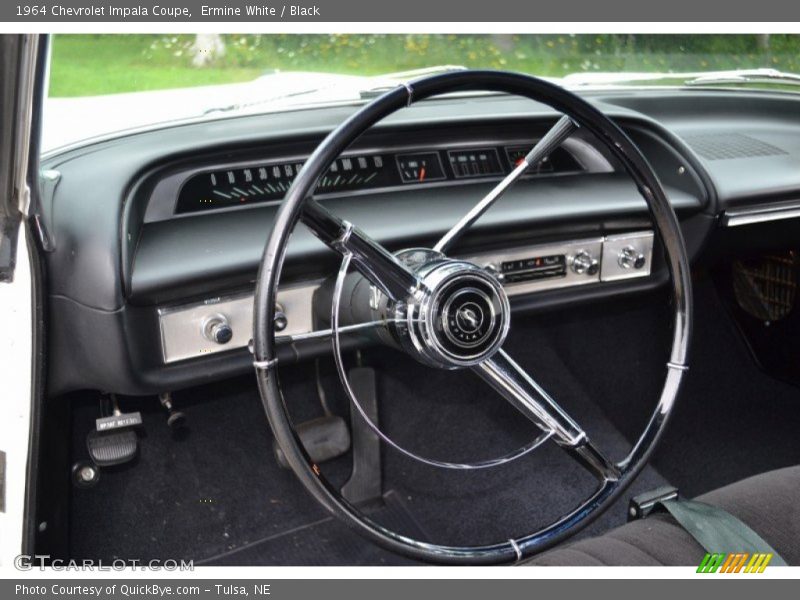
175 154 392 213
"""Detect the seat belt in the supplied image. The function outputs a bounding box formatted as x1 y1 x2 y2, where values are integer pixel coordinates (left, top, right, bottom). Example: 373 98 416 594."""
629 486 787 566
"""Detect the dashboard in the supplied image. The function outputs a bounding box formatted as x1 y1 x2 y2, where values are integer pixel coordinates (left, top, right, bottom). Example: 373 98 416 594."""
38 88 800 397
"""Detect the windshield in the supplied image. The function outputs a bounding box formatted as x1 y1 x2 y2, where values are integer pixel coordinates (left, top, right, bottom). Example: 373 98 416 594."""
44 33 800 152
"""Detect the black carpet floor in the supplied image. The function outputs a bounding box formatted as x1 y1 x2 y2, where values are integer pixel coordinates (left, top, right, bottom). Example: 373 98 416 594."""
201 491 427 566
67 277 800 564
69 371 356 563
541 278 800 497
68 338 667 564
654 279 800 495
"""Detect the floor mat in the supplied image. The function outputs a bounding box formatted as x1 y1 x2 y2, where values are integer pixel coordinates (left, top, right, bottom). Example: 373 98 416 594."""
65 276 800 564
366 330 670 548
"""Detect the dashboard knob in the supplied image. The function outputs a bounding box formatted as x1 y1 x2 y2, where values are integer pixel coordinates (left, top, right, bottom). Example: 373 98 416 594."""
571 251 599 275
618 246 646 270
203 315 233 345
274 309 288 332
484 263 504 282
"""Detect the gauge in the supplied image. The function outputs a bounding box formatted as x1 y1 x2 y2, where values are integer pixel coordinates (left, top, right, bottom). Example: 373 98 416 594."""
506 146 554 174
317 154 388 193
396 152 446 184
176 163 299 213
175 154 391 213
448 148 503 178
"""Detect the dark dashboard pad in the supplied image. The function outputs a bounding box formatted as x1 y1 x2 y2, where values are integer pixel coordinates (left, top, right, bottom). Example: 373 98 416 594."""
40 89 800 395
132 173 701 305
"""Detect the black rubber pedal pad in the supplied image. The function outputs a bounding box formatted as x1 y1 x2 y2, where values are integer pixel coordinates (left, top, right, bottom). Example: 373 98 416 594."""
86 429 139 467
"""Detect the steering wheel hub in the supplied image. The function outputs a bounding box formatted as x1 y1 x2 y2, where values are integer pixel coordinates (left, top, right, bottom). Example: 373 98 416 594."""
401 259 510 368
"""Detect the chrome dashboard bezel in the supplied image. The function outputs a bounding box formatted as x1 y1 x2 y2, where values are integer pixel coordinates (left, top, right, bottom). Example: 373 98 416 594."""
143 136 613 223
158 281 320 364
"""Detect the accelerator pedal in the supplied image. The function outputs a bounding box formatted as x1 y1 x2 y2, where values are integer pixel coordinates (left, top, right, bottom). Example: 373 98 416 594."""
341 366 383 506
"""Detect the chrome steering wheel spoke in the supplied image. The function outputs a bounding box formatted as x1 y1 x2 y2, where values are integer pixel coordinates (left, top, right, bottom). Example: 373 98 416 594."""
301 198 425 302
474 348 620 482
474 349 585 446
433 115 578 255
563 439 621 483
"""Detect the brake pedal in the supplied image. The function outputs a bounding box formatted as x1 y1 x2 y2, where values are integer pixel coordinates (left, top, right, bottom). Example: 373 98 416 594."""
86 394 142 467
273 415 351 469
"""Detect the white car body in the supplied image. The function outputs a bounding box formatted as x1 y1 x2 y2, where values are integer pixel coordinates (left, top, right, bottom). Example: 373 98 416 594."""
0 229 33 568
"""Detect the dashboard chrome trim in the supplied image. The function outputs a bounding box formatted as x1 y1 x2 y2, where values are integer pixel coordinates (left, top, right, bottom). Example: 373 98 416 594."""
461 237 605 295
721 199 800 227
158 231 653 365
600 231 654 282
158 281 320 364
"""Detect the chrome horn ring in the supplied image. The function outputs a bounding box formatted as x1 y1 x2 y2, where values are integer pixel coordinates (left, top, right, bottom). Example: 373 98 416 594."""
330 252 552 471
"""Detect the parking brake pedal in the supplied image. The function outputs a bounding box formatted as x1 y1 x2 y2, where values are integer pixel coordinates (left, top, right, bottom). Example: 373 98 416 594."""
86 394 142 467
273 415 351 469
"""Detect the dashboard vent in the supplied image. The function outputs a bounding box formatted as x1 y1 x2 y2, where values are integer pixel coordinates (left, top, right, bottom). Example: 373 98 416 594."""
684 133 787 161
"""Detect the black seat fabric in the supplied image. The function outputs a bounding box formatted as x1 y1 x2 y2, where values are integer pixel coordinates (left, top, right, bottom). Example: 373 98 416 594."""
525 465 800 566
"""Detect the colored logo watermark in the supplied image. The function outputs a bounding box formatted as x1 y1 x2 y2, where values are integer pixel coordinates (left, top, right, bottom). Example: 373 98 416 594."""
697 552 773 573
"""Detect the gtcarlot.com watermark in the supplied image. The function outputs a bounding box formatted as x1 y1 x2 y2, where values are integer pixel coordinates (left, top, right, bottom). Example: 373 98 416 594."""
15 555 194 572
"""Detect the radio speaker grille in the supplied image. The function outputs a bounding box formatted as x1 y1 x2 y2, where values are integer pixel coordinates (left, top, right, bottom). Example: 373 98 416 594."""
732 252 799 322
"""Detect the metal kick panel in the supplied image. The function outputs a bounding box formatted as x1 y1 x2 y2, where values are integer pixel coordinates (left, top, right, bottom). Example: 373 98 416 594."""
159 283 317 364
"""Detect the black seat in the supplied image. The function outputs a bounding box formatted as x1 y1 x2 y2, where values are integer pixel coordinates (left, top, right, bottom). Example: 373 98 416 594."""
524 465 800 566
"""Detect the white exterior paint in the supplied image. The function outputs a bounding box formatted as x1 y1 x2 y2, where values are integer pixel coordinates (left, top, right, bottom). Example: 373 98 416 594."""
0 227 33 567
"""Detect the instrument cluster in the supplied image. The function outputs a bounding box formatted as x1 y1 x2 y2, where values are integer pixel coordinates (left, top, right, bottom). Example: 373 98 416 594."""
175 144 584 214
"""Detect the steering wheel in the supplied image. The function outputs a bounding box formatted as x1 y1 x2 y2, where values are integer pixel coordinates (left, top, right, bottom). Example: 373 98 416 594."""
253 70 692 564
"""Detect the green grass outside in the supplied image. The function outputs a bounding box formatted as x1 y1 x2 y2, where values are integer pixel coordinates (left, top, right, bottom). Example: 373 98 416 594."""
49 35 262 96
49 34 800 98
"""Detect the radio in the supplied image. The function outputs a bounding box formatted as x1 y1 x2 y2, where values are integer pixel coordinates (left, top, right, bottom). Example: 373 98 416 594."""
465 231 653 297
500 254 568 283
